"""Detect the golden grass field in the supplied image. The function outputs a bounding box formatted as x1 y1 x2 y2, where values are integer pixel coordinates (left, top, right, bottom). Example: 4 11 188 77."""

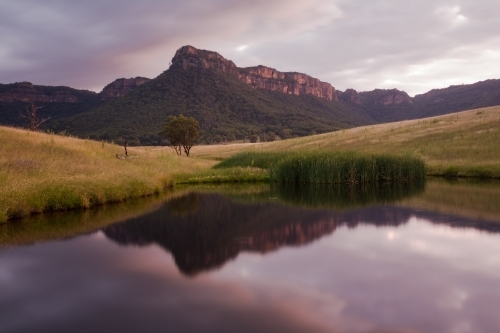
0 127 218 222
1 105 499 223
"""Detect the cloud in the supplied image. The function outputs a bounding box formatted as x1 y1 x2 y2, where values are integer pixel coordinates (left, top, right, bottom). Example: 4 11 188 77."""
0 0 499 95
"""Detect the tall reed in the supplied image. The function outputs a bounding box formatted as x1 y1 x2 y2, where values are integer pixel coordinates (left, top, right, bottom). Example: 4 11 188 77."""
270 152 426 184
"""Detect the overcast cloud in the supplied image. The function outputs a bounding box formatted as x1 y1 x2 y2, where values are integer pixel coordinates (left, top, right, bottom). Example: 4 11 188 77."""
1 0 499 95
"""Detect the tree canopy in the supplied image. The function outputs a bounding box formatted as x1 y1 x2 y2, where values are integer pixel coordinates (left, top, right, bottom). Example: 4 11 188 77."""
161 114 201 156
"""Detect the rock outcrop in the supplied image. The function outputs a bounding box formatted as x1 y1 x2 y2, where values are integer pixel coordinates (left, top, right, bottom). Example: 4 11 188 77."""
100 77 151 100
356 89 413 106
377 90 413 105
337 88 363 105
0 81 95 103
172 45 337 101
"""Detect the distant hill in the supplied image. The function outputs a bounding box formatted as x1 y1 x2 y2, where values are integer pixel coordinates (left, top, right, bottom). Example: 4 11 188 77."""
2 45 500 145
413 79 500 117
0 82 103 129
0 78 149 131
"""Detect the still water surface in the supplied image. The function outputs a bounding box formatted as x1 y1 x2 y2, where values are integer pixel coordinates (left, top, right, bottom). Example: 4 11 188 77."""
1 180 500 333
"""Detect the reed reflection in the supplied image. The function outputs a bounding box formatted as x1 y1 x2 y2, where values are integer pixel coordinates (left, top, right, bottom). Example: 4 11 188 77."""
270 181 426 209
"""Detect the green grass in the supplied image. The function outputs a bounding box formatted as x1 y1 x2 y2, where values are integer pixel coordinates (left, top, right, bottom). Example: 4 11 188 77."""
175 166 269 184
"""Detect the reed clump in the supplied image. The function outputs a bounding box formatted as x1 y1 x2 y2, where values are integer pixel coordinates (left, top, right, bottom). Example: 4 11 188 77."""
270 152 426 184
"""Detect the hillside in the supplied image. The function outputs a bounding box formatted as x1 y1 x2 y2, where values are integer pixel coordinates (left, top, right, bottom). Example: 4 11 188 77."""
338 79 500 123
414 79 500 117
0 125 215 223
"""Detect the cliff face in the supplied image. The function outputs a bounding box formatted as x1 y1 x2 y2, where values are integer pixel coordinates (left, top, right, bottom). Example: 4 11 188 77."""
337 88 363 105
172 45 337 101
100 77 151 100
375 89 413 105
358 89 413 106
337 88 414 107
0 82 96 103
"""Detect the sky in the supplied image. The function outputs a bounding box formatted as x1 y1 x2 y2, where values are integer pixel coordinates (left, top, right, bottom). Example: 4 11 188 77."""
1 0 500 96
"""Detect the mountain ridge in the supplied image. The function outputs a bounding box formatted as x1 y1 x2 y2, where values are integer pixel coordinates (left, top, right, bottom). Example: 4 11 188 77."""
172 45 337 101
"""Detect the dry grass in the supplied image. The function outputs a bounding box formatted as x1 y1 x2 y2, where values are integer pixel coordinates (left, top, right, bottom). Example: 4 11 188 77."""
0 127 215 222
191 105 500 177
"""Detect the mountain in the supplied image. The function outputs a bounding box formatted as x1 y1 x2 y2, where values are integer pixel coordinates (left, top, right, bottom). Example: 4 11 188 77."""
2 45 500 145
50 46 373 144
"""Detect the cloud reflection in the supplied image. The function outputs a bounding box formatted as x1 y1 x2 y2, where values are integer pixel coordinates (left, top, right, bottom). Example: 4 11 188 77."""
1 193 500 332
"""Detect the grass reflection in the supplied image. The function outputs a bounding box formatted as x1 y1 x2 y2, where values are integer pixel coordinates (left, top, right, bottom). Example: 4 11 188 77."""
0 191 182 247
401 178 500 222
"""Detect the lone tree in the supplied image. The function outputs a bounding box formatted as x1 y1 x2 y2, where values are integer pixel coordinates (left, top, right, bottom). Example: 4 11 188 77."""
161 114 201 156
19 101 50 131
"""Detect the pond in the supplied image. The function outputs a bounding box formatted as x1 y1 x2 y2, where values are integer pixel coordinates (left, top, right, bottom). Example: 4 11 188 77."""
1 179 500 333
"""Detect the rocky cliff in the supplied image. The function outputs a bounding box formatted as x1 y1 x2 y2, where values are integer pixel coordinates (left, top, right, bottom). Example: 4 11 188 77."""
371 89 413 105
172 45 337 101
100 77 151 100
338 88 413 106
337 88 363 105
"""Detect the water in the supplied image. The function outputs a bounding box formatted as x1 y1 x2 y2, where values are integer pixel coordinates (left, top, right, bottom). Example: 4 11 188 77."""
1 180 500 333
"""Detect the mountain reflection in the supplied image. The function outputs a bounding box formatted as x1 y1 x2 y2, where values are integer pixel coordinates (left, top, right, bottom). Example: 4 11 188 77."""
103 191 500 276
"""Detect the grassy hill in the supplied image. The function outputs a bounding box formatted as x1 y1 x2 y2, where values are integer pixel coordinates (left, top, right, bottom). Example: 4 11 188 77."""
191 105 500 178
